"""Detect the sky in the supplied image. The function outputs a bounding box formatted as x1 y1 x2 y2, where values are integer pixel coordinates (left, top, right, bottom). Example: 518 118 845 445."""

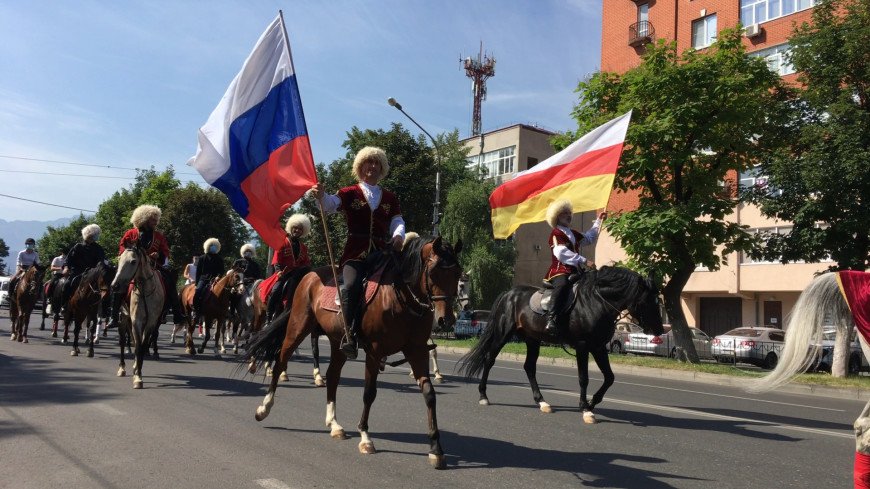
0 0 603 222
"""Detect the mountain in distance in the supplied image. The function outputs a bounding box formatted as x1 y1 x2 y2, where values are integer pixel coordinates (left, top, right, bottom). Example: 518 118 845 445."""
0 216 75 255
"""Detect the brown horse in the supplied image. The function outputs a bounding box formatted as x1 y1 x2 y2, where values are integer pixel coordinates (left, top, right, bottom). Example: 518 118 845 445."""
9 264 47 343
247 236 462 469
65 262 115 358
180 269 242 355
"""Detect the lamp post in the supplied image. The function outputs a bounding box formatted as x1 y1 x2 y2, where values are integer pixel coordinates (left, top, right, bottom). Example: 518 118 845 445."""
387 97 441 237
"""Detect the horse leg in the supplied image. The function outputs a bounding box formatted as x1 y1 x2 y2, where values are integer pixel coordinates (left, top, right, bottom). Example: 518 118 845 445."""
586 346 615 415
324 339 349 439
523 339 551 413
255 316 312 422
40 301 47 330
21 310 30 343
357 354 382 455
408 348 445 469
478 335 513 406
94 318 102 344
429 338 443 383
185 315 196 355
70 317 82 356
62 313 71 344
132 325 148 389
575 342 595 424
151 324 160 360
198 317 210 354
218 319 226 354
117 321 127 377
87 315 96 358
311 332 324 387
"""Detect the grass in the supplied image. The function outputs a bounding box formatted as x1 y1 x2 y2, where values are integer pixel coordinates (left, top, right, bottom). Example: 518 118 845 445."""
435 337 870 390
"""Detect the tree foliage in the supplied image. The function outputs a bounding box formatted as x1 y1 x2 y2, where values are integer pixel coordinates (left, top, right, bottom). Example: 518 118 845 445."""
748 0 870 271
0 238 9 275
560 28 791 362
38 214 95 261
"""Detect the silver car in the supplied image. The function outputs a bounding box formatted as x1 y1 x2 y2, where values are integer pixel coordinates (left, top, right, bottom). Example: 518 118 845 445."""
712 327 785 369
609 321 642 354
624 325 714 359
812 327 868 374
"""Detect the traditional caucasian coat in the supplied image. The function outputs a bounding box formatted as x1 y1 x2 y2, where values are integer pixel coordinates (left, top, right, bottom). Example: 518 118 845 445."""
336 184 401 265
118 228 170 263
271 236 310 271
545 227 588 281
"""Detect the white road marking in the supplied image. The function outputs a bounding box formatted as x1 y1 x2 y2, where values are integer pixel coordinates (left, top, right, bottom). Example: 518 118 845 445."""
255 478 294 489
89 403 124 415
435 357 846 412
521 386 853 440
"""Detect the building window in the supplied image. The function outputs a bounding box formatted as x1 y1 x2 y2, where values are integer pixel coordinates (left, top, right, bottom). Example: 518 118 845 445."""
750 43 796 76
740 0 820 27
692 14 717 49
638 3 649 23
739 165 782 196
741 226 793 264
466 145 516 178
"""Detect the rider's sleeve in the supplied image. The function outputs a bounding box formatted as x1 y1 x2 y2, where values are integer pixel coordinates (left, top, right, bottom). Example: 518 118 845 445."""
578 219 602 246
319 193 340 214
553 244 586 267
16 251 25 267
158 234 170 262
390 215 405 240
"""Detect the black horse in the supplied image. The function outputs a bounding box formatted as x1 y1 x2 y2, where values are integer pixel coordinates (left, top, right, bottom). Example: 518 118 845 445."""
458 266 663 423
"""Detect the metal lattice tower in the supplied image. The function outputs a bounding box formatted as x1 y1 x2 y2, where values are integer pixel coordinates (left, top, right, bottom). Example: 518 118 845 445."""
461 42 496 136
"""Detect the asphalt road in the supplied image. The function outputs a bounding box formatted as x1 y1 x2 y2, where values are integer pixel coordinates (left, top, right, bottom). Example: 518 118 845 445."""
0 312 864 489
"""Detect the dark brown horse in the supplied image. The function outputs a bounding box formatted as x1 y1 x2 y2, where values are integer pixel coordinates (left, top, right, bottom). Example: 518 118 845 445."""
9 264 47 343
65 262 115 358
179 269 242 355
247 236 462 469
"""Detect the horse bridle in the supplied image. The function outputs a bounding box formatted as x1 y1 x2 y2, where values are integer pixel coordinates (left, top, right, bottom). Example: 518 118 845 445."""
419 255 459 311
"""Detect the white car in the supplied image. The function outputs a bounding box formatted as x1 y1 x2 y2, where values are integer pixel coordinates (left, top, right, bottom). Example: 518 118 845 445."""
712 327 785 369
0 276 10 309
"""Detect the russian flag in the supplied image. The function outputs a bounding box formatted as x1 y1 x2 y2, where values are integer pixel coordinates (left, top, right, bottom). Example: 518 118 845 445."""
189 14 318 250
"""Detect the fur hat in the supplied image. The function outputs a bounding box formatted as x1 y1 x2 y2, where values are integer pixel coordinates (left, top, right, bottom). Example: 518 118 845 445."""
203 237 221 254
352 146 390 182
546 200 573 228
284 214 312 237
81 224 101 241
240 243 255 257
130 205 162 228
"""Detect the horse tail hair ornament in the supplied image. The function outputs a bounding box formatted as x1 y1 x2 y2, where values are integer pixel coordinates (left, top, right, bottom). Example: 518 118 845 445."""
750 273 853 393
457 289 515 379
239 308 293 376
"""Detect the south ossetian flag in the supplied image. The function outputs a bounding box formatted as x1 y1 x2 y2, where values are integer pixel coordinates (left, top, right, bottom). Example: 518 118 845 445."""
189 14 317 250
488 111 632 239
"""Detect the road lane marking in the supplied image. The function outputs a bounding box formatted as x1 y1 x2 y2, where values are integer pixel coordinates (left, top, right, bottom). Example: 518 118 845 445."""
255 479 294 489
433 357 846 412
521 386 853 440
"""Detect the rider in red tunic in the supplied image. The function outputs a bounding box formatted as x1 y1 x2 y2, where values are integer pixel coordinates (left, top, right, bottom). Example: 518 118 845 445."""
265 213 312 324
311 146 405 359
543 200 606 336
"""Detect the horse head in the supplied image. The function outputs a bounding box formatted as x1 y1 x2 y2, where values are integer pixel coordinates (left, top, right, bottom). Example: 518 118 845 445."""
421 236 464 331
113 243 144 289
628 270 664 336
22 263 47 297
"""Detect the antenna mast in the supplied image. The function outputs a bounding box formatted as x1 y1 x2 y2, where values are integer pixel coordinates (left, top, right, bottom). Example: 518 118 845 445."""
461 41 496 136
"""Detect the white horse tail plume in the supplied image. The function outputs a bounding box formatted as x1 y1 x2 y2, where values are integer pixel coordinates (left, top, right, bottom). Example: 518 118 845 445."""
750 273 853 393
403 232 420 249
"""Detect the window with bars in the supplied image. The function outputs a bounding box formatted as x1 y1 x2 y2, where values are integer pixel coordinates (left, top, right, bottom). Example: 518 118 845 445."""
740 0 820 27
750 43 796 76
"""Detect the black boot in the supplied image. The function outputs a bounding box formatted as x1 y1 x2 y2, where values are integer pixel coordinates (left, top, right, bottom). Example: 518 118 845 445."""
545 312 560 335
109 289 123 329
339 287 361 360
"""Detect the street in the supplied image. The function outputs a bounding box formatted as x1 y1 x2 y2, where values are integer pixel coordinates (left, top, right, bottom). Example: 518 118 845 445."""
0 312 862 489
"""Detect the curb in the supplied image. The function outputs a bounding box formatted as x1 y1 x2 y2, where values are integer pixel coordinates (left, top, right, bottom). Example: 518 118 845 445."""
435 345 869 402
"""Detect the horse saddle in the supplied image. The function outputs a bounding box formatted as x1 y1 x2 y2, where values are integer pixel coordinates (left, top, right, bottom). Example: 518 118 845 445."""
319 262 388 313
529 275 581 316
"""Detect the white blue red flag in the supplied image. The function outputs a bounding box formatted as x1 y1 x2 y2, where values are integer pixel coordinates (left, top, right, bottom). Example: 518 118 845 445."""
189 14 317 249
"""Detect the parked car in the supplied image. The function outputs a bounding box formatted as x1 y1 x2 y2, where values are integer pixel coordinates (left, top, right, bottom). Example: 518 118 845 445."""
0 276 9 309
811 327 868 374
454 310 490 339
609 321 641 354
712 327 785 369
623 325 714 359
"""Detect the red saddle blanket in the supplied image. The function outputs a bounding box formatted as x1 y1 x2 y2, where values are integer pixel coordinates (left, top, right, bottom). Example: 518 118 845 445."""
319 263 388 312
259 273 281 304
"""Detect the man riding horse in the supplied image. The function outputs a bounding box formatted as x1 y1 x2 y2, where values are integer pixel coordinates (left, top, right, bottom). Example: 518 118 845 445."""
264 213 312 325
110 205 185 330
192 237 225 326
543 200 606 336
233 243 263 287
62 224 108 309
8 237 41 298
311 146 405 359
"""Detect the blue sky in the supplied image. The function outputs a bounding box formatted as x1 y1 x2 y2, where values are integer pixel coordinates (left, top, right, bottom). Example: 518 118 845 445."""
0 0 602 221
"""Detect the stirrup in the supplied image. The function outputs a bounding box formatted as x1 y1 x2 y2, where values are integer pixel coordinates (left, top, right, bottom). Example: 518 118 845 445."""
545 318 559 335
340 334 358 360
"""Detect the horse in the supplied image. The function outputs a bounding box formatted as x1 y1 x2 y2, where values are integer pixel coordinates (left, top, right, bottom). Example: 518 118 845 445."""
247 236 462 469
111 244 165 389
9 264 47 343
40 273 67 338
64 262 114 358
179 268 242 355
228 279 254 355
457 266 664 423
749 271 870 485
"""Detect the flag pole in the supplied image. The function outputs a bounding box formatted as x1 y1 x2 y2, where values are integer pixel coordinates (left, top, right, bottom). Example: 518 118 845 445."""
277 10 349 335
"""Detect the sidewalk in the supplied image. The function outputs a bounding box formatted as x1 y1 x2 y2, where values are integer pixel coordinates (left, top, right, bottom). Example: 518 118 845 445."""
435 344 870 402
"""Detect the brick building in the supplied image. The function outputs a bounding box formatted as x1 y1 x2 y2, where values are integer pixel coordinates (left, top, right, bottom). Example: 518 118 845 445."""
599 0 827 336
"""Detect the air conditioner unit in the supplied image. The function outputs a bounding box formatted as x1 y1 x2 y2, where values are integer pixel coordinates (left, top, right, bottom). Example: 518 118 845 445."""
744 24 762 38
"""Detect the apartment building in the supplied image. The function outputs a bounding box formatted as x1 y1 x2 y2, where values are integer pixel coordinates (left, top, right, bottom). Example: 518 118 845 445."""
600 0 827 336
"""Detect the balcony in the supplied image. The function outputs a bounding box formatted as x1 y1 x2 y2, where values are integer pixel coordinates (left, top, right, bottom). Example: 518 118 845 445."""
629 20 654 47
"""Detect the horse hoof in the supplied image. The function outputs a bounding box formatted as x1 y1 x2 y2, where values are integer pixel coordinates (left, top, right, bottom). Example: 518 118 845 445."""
61 339 67 344
330 429 347 440
266 368 273 377
133 381 143 389
40 325 45 331
87 350 94 358
23 337 29 344
93 338 99 345
233 347 238 355
358 442 376 454
171 338 176 344
51 332 57 338
220 347 226 354
197 348 204 354
153 353 160 361
314 375 325 387
539 402 552 413
279 372 289 382
255 406 270 421
185 347 193 355
583 411 597 424
102 330 108 337
478 398 490 406
18 336 24 343
248 364 257 375
70 350 78 357
117 368 126 377
9 335 16 341
434 374 444 384
429 454 446 470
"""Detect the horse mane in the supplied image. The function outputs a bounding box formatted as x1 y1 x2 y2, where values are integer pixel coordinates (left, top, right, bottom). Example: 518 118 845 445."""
586 266 643 297
73 263 105 301
398 235 432 284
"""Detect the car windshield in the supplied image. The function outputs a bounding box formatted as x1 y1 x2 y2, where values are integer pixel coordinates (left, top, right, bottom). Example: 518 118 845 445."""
723 328 763 337
0 282 7 291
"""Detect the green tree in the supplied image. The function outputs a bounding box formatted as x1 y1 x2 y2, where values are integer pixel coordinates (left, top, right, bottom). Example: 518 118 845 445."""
749 0 870 272
0 238 9 275
560 28 791 362
38 214 95 262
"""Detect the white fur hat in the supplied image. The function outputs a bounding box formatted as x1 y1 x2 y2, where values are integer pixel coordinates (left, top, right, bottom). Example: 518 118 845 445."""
284 214 311 237
82 223 101 240
546 200 573 228
240 243 255 257
203 237 221 254
352 146 390 182
130 205 161 228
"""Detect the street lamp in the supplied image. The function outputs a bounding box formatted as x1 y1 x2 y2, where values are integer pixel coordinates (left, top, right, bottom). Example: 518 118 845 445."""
387 97 441 236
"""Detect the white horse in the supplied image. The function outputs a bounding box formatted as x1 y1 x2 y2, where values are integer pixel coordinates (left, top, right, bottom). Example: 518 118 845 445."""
112 244 165 389
227 279 255 355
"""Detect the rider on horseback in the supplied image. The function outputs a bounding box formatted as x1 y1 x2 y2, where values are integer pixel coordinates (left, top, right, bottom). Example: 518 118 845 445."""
543 200 606 336
8 238 41 299
62 224 108 308
233 244 263 287
311 146 405 359
192 237 225 325
110 205 185 330
46 247 68 304
264 213 312 325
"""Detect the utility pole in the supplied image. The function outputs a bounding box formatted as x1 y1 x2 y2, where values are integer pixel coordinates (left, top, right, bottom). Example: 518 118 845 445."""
461 42 496 137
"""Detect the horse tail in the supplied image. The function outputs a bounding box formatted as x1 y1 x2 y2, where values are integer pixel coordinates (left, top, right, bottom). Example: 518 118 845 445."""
239 309 292 375
457 289 516 379
750 273 850 392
